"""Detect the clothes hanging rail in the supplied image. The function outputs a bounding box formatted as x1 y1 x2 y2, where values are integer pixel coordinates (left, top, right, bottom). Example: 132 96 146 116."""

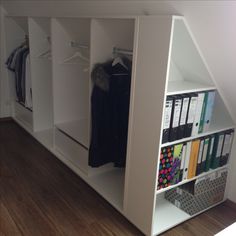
113 47 133 56
70 41 89 49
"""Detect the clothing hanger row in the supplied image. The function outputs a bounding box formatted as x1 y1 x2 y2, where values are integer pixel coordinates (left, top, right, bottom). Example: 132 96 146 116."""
113 47 133 56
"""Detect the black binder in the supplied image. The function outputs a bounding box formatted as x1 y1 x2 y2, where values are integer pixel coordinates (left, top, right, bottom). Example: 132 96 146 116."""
220 129 234 166
162 96 174 143
169 95 182 142
184 93 198 138
177 94 190 140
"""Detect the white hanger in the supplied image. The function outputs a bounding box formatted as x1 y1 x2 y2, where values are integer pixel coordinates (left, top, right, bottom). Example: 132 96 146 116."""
62 51 89 64
37 48 51 59
112 56 128 70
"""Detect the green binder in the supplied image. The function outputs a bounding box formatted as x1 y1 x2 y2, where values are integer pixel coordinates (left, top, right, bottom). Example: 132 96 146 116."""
211 132 225 169
198 92 208 134
205 135 215 171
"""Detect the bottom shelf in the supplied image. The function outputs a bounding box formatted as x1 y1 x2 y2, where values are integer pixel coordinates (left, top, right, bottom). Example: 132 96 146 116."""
14 101 33 130
34 128 54 149
88 168 125 212
153 197 190 235
55 119 89 148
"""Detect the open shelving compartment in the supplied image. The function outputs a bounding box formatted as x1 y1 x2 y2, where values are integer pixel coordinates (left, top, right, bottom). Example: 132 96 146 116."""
51 17 136 212
4 16 34 131
51 17 91 149
87 17 136 212
28 17 54 148
152 16 235 235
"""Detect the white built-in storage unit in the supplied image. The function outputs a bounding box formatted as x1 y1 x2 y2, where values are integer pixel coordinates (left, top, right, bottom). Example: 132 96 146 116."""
3 15 235 236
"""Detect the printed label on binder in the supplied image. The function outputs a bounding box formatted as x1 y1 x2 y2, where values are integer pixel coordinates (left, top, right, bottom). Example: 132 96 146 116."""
163 100 173 129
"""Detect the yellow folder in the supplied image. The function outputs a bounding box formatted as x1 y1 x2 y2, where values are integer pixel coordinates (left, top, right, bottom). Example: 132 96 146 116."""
188 139 200 179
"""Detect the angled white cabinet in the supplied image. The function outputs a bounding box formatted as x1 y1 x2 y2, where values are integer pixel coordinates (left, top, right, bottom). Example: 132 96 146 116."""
3 15 235 236
124 16 234 236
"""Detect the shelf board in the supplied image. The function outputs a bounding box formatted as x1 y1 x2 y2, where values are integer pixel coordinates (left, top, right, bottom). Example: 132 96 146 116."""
88 168 125 212
167 81 216 96
55 119 89 148
152 198 225 235
161 125 235 148
156 165 228 194
152 198 190 235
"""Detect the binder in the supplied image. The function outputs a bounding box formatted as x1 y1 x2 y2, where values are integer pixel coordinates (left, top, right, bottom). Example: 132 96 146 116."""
205 135 215 171
196 138 204 175
220 130 234 166
162 96 174 143
179 143 187 181
183 142 192 180
171 143 184 184
169 96 182 142
203 91 216 133
184 93 198 138
178 95 190 139
191 92 205 136
158 146 174 189
200 137 210 172
211 132 225 169
198 92 208 133
187 139 200 179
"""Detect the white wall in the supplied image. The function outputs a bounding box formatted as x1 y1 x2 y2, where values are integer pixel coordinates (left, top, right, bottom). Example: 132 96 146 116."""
0 3 11 118
1 0 236 202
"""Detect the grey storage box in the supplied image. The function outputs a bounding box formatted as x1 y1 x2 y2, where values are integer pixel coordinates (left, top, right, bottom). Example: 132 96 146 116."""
165 169 228 215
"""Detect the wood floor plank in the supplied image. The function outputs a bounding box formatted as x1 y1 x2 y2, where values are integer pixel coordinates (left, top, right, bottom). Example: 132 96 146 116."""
1 121 236 236
0 203 22 236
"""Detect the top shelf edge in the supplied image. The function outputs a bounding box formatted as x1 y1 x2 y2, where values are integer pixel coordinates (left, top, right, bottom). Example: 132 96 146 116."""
166 86 216 96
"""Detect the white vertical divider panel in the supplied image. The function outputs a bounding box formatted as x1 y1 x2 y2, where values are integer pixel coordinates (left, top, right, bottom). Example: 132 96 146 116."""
28 17 53 132
124 16 173 236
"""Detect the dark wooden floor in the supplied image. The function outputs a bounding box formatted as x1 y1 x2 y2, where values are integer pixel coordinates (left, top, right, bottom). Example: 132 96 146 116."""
0 120 236 236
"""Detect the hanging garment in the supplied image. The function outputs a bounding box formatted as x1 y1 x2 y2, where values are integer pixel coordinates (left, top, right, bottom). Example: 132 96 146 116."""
14 47 29 103
89 57 132 167
6 44 32 109
25 54 33 109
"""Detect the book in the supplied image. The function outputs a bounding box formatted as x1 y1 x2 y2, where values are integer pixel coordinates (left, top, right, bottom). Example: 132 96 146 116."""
183 142 192 180
220 130 234 166
211 132 225 169
158 146 174 189
192 92 205 136
184 93 198 138
203 91 216 133
201 137 210 172
187 139 200 179
162 96 174 143
198 92 208 133
171 143 184 184
196 138 204 175
178 95 190 139
169 95 182 142
205 135 215 171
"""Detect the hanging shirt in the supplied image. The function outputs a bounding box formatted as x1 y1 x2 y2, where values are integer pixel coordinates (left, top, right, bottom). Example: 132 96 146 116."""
25 54 33 109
